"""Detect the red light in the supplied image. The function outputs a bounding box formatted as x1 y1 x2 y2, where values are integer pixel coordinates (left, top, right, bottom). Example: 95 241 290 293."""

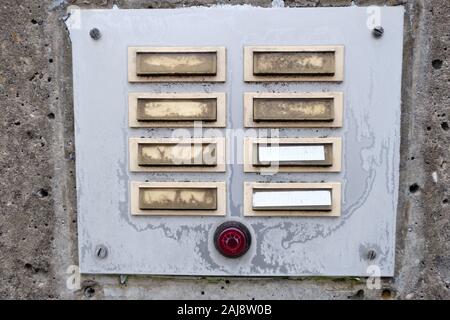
214 222 251 258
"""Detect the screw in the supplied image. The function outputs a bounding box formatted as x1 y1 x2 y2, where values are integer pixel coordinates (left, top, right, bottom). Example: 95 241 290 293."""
95 245 108 259
89 28 101 40
367 250 377 260
372 26 384 38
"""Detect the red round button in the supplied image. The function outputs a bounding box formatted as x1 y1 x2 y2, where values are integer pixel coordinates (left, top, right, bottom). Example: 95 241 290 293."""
214 221 251 258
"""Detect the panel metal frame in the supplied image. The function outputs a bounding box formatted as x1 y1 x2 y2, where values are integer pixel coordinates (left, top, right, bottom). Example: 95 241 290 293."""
69 7 403 277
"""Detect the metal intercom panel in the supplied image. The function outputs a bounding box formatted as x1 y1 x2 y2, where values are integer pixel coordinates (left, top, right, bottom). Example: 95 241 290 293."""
68 6 403 276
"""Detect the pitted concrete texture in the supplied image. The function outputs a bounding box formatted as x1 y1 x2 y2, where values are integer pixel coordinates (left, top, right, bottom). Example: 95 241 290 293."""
0 0 448 299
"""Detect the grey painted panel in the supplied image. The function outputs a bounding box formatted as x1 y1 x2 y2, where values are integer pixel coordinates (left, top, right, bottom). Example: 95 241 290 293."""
68 6 403 276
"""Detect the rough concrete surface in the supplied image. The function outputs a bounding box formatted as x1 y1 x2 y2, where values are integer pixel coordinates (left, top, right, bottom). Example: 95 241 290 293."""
0 0 448 299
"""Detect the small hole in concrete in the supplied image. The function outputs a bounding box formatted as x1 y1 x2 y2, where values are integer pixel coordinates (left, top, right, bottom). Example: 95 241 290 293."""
432 59 443 69
225 280 230 284
47 112 55 119
36 189 49 198
14 121 21 126
31 19 37 24
426 126 431 131
382 289 392 299
351 289 364 299
441 122 449 131
443 198 448 204
49 58 53 63
201 291 205 295
84 286 95 298
409 183 419 193
24 263 32 269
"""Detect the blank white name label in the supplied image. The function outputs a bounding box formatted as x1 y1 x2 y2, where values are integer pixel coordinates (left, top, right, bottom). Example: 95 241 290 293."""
253 190 332 210
258 145 325 162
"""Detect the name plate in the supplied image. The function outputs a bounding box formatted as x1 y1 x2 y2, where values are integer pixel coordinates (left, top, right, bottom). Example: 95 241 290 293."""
254 51 335 75
137 52 217 76
244 92 343 128
254 98 334 122
137 99 217 121
253 190 332 211
244 137 341 173
131 182 226 216
138 143 217 166
128 47 226 82
244 182 341 217
255 143 333 166
129 93 226 128
140 187 218 210
244 46 344 82
129 138 226 172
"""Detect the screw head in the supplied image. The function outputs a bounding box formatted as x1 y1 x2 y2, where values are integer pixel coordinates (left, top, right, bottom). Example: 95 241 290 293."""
89 28 101 40
367 250 377 260
372 26 384 38
95 245 108 259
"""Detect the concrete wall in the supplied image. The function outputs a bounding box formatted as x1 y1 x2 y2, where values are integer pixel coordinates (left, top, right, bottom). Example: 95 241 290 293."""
0 0 448 299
